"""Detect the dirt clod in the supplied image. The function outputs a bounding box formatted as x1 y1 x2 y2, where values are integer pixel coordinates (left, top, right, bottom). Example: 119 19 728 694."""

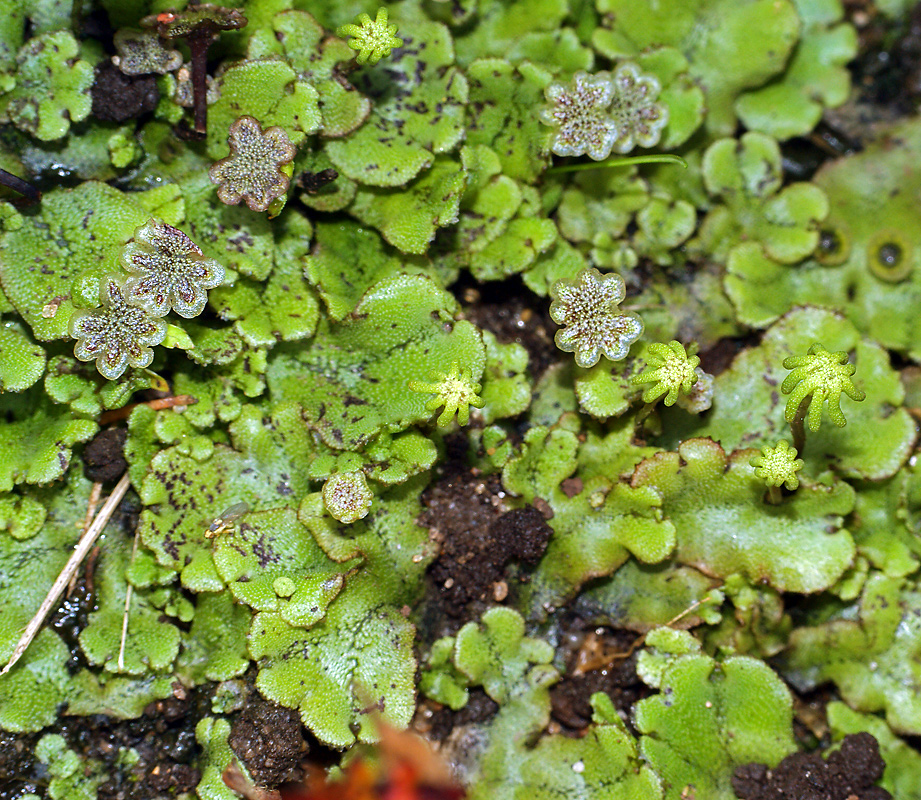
91 61 159 122
492 506 553 564
424 466 553 620
228 699 307 787
82 428 128 483
731 732 891 800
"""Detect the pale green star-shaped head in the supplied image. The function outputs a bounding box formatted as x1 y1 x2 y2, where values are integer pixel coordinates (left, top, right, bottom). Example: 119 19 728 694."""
337 8 403 66
631 340 700 406
781 343 865 431
750 440 804 491
408 363 484 427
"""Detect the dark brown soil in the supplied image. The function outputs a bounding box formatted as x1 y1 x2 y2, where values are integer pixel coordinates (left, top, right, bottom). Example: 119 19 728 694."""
82 427 128 483
91 61 160 123
0 732 39 798
457 277 558 384
849 1 921 114
228 699 307 787
550 627 645 733
732 732 891 800
427 689 500 743
699 333 762 379
71 689 209 800
420 436 552 628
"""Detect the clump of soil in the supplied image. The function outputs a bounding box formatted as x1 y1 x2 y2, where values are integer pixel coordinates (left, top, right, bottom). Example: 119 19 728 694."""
732 732 891 800
91 61 159 122
421 436 552 626
228 699 307 787
82 427 128 483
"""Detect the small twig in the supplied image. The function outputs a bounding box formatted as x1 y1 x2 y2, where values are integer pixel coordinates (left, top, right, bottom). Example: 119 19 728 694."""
547 153 688 175
222 761 282 800
118 528 141 671
98 394 197 425
665 593 713 629
85 543 102 597
68 482 103 596
581 594 716 672
0 167 41 204
1 474 131 676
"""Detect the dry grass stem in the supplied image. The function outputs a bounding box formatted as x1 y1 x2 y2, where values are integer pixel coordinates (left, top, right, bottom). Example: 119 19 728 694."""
1 473 131 676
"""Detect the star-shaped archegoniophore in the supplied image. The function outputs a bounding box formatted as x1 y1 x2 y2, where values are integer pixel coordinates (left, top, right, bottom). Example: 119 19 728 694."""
122 219 225 319
632 340 700 406
141 4 247 38
408 363 485 427
608 62 669 154
337 8 404 66
750 440 804 490
69 275 168 380
781 342 866 431
549 267 644 368
540 71 619 161
111 29 183 76
208 116 297 213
